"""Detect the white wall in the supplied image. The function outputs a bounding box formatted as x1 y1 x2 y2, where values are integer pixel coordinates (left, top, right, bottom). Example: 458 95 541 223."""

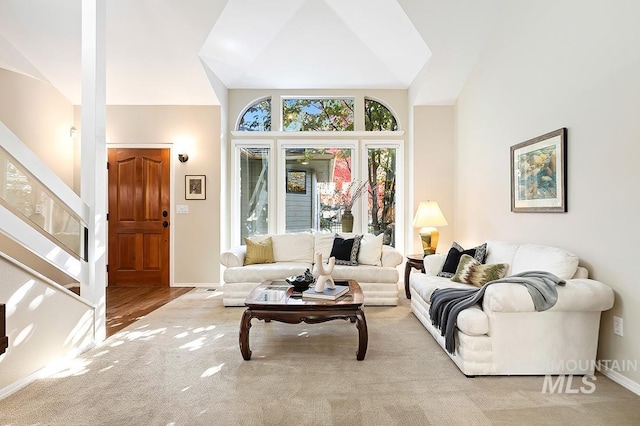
0 69 223 286
0 255 94 396
455 0 640 387
411 106 455 255
79 105 222 285
0 68 75 189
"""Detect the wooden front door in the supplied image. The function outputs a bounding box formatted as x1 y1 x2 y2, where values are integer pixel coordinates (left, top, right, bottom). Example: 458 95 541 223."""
108 148 170 286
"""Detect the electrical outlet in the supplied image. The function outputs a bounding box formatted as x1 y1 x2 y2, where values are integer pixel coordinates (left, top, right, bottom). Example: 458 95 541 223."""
613 316 624 336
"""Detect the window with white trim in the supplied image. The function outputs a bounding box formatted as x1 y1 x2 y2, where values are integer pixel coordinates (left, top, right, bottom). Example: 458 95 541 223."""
231 95 402 247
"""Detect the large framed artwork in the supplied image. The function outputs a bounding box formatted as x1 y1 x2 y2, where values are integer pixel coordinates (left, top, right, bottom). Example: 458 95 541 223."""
511 128 567 213
185 175 206 200
286 170 306 194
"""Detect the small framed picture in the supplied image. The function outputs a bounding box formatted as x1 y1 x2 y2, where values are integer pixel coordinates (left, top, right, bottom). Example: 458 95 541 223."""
286 170 306 194
185 175 206 200
511 128 567 212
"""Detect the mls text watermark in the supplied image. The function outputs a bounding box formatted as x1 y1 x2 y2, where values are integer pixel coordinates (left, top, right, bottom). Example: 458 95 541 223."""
541 359 637 394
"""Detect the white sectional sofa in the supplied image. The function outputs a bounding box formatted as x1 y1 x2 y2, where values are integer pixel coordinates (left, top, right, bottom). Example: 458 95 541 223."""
409 240 614 376
220 232 403 306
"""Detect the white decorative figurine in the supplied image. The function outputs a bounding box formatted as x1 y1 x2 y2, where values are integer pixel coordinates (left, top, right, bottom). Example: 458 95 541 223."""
314 252 335 292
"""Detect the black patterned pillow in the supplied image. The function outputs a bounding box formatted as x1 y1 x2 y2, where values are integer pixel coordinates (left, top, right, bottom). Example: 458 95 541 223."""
451 254 508 287
437 242 488 278
330 234 363 266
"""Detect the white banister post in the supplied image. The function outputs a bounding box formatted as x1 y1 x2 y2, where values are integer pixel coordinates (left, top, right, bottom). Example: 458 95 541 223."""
80 0 107 342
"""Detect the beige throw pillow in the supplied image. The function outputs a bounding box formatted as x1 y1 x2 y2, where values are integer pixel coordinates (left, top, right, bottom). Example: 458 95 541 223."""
244 237 275 265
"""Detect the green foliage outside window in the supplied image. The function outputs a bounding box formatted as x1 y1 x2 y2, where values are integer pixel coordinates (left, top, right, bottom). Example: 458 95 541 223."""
364 98 398 131
283 98 354 131
368 147 396 245
238 97 398 132
239 98 271 131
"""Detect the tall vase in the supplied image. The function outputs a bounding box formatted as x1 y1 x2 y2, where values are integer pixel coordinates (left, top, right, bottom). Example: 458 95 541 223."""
341 210 354 232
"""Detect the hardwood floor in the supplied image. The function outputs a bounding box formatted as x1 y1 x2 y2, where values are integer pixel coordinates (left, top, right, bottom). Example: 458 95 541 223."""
106 286 194 337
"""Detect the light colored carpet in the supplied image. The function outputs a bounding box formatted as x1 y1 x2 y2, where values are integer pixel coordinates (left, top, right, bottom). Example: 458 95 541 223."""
1 289 639 425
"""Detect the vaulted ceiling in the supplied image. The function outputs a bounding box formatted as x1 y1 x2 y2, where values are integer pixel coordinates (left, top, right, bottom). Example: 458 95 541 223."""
0 0 505 106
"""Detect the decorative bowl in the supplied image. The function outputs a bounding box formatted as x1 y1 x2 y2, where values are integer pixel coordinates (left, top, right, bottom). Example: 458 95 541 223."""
290 281 311 292
286 270 314 292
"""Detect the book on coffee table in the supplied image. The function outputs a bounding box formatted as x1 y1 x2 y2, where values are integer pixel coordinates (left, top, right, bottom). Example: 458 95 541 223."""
302 285 350 300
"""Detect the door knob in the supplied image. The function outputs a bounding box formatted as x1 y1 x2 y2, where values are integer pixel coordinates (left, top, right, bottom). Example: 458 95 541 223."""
162 221 169 228
162 210 168 217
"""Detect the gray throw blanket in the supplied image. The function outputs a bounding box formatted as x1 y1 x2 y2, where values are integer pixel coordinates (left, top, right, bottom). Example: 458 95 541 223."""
429 271 566 354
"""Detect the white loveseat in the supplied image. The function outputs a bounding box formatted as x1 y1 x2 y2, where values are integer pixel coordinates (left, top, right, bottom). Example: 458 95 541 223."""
409 240 614 376
220 232 403 306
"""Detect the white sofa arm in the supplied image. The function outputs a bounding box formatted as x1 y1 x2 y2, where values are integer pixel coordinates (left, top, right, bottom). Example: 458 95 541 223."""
423 254 446 276
482 278 615 313
381 245 403 267
220 246 246 267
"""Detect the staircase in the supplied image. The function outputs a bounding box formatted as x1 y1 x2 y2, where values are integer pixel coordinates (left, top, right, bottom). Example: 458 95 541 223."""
0 121 96 397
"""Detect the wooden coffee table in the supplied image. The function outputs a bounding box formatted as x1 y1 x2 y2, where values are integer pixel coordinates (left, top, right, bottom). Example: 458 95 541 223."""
239 280 368 360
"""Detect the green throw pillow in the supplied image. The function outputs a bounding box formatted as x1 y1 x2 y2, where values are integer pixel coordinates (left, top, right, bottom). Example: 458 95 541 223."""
451 254 508 287
244 237 275 265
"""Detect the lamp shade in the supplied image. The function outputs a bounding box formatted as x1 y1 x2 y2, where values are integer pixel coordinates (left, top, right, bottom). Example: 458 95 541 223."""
413 201 448 228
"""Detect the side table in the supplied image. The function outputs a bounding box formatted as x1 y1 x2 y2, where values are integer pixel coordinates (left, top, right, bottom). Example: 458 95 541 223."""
404 254 425 299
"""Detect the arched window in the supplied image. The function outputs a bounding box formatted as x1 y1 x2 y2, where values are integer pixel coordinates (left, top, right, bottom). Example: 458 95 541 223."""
238 98 271 131
236 96 399 132
364 98 398 131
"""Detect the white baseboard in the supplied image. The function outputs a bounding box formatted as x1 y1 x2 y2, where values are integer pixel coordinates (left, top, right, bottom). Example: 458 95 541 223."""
172 283 221 289
0 341 96 400
598 366 640 396
0 368 43 400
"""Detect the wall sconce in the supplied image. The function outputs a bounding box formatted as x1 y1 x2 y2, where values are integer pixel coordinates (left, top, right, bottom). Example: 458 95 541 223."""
178 153 189 163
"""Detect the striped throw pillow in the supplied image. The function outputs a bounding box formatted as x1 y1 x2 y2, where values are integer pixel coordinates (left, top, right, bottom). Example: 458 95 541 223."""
244 237 275 265
451 254 508 287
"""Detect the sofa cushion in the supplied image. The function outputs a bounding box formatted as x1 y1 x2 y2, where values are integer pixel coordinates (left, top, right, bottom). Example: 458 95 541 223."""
313 232 335 260
224 262 312 283
358 233 384 266
331 234 362 266
485 240 519 275
331 264 399 283
423 253 446 275
270 233 314 263
456 306 490 336
410 273 475 302
437 242 488 278
244 237 275 265
381 245 403 268
451 254 508 287
485 240 580 280
511 243 579 280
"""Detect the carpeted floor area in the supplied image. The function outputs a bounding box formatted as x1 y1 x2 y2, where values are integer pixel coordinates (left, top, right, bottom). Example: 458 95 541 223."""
1 288 639 425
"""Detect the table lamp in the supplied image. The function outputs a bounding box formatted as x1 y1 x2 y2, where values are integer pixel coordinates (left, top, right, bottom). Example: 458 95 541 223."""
413 201 448 255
